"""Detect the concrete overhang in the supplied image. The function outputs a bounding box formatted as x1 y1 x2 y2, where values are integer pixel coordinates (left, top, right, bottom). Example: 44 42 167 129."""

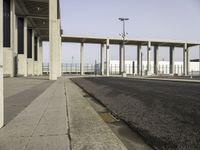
62 35 200 48
15 0 61 41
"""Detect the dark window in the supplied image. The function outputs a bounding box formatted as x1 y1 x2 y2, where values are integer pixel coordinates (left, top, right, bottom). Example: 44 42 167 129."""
34 37 38 61
3 0 11 47
27 29 32 58
18 18 24 54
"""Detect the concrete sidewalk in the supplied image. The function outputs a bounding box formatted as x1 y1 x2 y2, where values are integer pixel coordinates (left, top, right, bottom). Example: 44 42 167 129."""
0 77 127 150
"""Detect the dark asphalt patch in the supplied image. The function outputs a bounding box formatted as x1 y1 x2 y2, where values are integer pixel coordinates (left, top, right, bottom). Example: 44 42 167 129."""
71 77 200 150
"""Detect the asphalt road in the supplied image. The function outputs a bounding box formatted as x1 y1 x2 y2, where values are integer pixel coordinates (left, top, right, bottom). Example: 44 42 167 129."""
72 77 200 150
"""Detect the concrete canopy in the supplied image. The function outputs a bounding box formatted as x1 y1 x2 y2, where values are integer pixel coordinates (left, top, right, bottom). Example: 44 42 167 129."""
15 0 61 41
62 35 200 48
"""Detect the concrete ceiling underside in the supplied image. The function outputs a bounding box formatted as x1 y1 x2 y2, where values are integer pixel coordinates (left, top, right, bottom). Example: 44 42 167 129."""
15 0 52 41
62 35 200 48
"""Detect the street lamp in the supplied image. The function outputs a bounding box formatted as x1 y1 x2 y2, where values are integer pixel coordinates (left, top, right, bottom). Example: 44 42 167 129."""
119 18 129 75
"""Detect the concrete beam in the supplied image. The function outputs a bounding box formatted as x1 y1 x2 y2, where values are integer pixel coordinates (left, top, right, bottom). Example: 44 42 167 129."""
100 43 105 75
0 0 4 128
169 46 175 74
154 46 158 75
106 39 110 76
80 42 84 75
137 45 141 75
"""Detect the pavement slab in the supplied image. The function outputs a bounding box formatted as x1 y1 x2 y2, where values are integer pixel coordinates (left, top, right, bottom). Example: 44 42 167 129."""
65 77 127 150
0 78 70 150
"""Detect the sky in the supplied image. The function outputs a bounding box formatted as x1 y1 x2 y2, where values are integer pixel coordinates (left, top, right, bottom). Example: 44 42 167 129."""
43 0 200 64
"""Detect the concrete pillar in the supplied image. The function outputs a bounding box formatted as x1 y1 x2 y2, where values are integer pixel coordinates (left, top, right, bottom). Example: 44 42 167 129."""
119 44 123 74
80 42 84 75
137 45 141 75
106 39 110 76
17 17 28 77
3 0 15 77
169 46 175 75
100 43 105 75
154 46 158 75
49 0 60 80
38 41 43 75
123 45 126 73
147 41 151 75
183 43 189 76
27 30 34 75
34 37 39 75
57 19 62 77
0 0 4 128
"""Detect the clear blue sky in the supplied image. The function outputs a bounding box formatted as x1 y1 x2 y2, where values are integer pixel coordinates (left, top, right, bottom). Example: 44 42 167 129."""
43 0 200 64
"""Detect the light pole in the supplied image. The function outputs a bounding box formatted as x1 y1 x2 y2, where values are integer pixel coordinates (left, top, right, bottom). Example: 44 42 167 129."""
119 18 129 75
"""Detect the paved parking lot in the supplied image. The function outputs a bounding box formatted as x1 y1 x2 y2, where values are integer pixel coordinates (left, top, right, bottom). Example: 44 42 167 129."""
72 77 200 150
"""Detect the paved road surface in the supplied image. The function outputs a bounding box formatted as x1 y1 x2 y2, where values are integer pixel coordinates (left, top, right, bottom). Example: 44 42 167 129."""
72 77 200 150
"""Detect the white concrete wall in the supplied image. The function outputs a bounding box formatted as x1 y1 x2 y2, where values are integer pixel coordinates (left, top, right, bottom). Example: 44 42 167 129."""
0 0 4 128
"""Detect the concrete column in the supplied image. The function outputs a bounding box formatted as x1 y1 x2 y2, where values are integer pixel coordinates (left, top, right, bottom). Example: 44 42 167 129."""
0 0 4 128
80 42 84 75
123 44 126 73
24 18 27 76
186 47 189 75
183 43 188 76
137 45 141 75
106 39 110 76
119 44 123 74
27 30 35 75
17 17 28 77
33 36 38 75
38 41 43 75
154 46 158 75
49 0 60 80
57 19 62 77
169 46 175 75
3 0 15 77
27 29 33 75
147 41 151 75
100 43 105 75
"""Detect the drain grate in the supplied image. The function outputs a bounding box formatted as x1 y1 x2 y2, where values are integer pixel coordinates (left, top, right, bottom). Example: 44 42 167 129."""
99 112 119 123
